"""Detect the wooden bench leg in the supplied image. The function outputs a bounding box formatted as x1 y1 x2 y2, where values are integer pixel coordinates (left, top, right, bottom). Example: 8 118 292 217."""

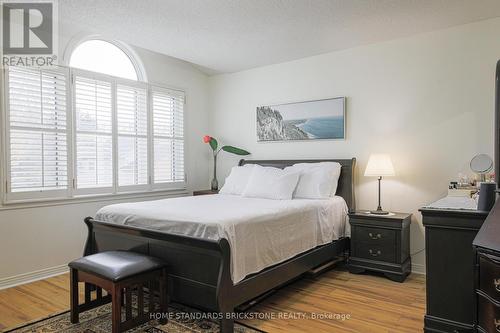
125 287 132 321
220 316 234 333
137 284 144 318
220 305 234 333
111 284 122 333
158 268 168 324
70 268 79 324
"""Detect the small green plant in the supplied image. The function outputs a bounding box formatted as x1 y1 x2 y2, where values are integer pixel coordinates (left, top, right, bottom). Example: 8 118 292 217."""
203 135 250 190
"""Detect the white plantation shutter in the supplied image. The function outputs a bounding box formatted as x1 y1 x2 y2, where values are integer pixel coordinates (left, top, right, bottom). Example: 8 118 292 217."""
116 84 148 188
5 67 69 200
152 88 185 187
74 75 113 192
2 66 186 203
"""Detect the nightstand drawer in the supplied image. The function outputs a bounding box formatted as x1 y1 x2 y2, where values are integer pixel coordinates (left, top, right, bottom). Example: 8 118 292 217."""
352 226 396 245
479 254 500 304
353 243 396 263
477 293 500 333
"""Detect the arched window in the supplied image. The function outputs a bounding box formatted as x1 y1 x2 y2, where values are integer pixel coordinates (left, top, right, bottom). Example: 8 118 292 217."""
2 37 184 203
69 39 143 81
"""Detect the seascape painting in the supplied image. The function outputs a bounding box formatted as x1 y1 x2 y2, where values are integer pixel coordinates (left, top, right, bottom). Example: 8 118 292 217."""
256 97 345 141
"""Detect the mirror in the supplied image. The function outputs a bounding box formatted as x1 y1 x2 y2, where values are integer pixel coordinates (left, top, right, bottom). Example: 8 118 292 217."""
470 154 493 181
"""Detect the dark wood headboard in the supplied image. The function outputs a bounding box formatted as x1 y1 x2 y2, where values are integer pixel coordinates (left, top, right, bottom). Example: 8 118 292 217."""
238 158 356 212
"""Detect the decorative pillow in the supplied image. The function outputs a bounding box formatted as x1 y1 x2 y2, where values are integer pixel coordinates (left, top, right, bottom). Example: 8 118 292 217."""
286 162 341 199
219 165 255 195
242 165 300 200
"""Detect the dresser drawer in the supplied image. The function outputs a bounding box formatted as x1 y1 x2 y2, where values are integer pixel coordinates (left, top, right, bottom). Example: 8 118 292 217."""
352 225 396 245
353 242 396 263
480 254 500 303
478 293 500 333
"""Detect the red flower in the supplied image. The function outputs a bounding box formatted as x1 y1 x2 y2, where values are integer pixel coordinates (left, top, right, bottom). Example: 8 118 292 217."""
203 135 212 143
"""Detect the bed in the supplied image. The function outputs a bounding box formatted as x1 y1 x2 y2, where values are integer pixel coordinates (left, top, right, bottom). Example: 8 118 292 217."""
83 158 356 332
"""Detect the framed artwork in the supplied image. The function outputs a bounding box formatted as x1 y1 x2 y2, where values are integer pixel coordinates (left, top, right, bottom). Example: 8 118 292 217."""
256 97 345 141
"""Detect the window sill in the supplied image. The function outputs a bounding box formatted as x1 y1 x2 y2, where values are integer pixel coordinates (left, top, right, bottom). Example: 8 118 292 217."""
0 188 190 211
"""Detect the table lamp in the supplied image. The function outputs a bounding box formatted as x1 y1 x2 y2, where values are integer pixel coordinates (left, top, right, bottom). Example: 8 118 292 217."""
365 154 395 215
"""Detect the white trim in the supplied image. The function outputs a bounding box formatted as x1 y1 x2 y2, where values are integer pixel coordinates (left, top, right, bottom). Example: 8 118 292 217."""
0 264 68 290
411 262 426 275
62 33 148 82
111 78 118 193
0 189 189 210
66 66 75 198
0 68 6 205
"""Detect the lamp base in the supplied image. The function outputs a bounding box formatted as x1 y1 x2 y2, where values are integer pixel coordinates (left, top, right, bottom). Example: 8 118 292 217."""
370 209 390 215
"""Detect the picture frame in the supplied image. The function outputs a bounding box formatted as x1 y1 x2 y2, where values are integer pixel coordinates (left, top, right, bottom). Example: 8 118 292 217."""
256 97 345 142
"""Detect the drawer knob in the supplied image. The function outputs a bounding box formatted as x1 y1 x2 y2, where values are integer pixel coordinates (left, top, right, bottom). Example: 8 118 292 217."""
495 279 500 292
368 232 382 240
369 249 382 257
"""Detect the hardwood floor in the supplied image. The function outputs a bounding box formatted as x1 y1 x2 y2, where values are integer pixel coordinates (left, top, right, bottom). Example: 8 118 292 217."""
240 268 425 333
0 267 425 332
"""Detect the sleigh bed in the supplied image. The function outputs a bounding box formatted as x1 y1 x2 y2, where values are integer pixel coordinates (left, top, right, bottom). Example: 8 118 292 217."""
82 158 356 332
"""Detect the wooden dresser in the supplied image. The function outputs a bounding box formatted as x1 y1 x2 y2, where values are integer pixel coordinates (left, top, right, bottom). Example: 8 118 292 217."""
420 207 488 333
473 200 500 333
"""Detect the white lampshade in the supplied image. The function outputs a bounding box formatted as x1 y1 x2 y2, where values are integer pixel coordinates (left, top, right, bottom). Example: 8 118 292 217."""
364 154 395 177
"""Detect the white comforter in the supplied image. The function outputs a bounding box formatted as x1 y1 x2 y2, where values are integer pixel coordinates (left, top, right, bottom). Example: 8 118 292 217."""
95 194 348 283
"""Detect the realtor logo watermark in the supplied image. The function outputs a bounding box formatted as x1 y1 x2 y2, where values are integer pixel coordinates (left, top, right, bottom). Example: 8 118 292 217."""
1 0 58 67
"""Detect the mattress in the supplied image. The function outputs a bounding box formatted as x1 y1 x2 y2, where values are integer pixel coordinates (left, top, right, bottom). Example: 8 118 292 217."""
95 194 348 283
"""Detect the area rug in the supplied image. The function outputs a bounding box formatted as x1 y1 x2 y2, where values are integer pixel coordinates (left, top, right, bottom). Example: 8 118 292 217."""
6 303 264 333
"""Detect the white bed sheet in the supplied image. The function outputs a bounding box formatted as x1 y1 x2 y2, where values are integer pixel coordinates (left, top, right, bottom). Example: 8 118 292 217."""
95 194 348 283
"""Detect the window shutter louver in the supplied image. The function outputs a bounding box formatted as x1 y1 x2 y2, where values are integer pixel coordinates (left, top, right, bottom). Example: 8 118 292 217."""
74 75 113 191
3 67 186 203
6 67 69 198
116 84 148 188
152 88 185 186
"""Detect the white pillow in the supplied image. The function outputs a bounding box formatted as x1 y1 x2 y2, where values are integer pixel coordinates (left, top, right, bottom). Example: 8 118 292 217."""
219 165 255 195
242 165 300 200
286 162 341 199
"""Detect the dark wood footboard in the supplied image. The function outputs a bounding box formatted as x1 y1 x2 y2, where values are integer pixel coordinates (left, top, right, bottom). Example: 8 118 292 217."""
84 217 231 312
84 217 349 332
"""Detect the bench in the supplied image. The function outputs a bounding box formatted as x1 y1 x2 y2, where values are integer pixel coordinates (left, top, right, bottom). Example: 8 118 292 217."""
69 250 168 333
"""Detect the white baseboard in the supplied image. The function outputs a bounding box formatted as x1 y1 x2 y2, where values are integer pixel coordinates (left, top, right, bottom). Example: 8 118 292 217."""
0 264 68 290
411 263 426 275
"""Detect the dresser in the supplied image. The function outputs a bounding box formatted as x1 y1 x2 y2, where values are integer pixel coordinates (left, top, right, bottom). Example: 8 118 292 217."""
348 212 411 282
420 208 488 333
473 200 500 333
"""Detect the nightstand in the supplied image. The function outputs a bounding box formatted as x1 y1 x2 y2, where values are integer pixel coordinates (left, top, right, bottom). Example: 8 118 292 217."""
193 189 219 196
348 211 411 282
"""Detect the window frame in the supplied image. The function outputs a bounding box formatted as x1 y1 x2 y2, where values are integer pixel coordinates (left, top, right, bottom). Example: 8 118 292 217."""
71 68 116 196
150 85 186 191
115 82 150 193
1 66 186 205
64 36 147 82
2 66 73 202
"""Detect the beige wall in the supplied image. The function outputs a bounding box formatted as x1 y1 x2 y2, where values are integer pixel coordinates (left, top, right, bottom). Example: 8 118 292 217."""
208 18 500 273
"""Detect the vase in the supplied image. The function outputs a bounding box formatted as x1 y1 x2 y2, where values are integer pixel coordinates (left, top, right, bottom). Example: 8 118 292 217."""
211 154 218 191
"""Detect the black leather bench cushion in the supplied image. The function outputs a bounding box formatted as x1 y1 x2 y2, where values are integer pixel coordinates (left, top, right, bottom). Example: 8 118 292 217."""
69 251 166 282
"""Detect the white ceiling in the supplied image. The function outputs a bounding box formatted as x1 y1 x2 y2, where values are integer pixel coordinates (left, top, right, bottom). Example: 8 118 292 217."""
59 0 500 75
